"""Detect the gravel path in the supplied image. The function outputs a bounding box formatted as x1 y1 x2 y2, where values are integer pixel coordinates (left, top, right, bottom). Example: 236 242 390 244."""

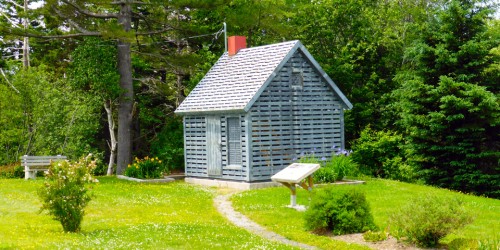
214 191 434 250
213 193 317 249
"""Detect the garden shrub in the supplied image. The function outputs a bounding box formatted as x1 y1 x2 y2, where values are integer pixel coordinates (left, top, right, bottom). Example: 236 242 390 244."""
87 152 106 176
124 156 169 179
363 230 388 242
351 126 418 182
0 163 24 178
304 186 376 235
477 239 500 250
38 155 97 232
150 117 184 171
299 150 358 183
448 238 479 250
313 167 337 184
315 154 358 183
92 163 109 176
390 194 473 247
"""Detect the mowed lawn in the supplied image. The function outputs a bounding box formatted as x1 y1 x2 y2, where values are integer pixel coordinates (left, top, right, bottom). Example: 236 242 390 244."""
232 178 500 248
2 177 499 249
0 177 297 249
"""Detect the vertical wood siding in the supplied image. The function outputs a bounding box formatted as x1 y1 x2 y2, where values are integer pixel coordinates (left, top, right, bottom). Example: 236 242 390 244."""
249 51 344 181
184 51 345 182
206 116 222 176
184 115 248 180
184 116 207 177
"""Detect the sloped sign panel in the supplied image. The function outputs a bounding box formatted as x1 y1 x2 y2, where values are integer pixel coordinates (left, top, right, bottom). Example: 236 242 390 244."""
271 163 320 184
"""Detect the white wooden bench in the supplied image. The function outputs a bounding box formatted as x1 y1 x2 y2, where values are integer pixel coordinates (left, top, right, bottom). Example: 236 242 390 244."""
21 155 67 180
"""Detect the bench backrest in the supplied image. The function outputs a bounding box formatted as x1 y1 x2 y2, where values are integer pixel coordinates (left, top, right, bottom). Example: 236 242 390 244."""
21 155 67 166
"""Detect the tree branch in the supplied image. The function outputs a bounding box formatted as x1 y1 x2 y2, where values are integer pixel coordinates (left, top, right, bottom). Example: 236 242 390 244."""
18 31 102 39
60 0 118 18
0 11 21 28
111 1 148 5
5 0 23 9
136 27 173 36
52 6 96 34
0 68 20 94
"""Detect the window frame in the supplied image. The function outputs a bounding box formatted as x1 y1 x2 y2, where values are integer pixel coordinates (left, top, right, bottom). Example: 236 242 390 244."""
226 116 243 168
290 68 303 90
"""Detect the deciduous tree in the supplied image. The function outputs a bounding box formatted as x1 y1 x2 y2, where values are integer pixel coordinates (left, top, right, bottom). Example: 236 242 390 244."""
70 37 120 175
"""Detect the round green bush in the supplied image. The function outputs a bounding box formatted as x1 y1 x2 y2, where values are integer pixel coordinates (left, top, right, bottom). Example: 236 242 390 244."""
304 186 376 235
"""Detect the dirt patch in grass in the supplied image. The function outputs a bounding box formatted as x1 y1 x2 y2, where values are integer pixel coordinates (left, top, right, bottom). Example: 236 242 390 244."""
332 233 443 250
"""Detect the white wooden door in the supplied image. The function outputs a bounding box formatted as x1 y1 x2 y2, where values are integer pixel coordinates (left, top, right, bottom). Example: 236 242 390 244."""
206 116 222 176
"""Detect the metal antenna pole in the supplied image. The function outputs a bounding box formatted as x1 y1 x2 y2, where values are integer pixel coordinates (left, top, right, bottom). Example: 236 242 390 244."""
223 22 227 53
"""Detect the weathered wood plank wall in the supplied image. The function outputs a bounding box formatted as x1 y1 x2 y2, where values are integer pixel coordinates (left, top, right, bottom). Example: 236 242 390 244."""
184 50 345 182
184 116 207 177
249 51 344 181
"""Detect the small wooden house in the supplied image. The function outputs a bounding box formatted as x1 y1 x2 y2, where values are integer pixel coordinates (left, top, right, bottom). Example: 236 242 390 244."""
175 36 352 182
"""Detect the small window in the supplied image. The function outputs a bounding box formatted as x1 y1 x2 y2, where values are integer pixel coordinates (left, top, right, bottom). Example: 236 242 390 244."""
227 117 242 166
290 72 303 89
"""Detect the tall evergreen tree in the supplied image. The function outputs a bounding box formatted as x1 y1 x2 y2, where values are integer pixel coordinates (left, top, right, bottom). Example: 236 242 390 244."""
291 0 443 142
393 0 499 197
2 0 221 174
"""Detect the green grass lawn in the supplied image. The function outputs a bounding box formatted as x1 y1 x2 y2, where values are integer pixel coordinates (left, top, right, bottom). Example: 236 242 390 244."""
2 177 498 249
231 178 500 248
0 177 297 249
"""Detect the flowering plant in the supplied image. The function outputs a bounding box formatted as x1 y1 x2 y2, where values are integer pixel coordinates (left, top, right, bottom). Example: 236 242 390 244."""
38 154 97 232
124 156 169 179
296 147 358 183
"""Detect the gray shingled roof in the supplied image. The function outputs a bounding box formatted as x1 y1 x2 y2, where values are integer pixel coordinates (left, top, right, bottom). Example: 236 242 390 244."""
175 40 352 115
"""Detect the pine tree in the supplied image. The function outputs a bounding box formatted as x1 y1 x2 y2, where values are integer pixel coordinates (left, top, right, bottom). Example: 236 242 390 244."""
394 0 499 197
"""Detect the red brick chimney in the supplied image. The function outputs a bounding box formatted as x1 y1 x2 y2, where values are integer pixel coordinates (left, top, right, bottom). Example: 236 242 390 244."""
228 36 246 56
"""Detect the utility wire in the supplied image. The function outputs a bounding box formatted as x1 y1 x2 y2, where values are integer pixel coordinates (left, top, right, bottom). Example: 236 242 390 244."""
77 25 225 47
181 26 224 41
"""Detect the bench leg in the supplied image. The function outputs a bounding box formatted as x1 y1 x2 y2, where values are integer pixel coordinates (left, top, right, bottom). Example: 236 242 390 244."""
24 167 36 180
24 166 29 180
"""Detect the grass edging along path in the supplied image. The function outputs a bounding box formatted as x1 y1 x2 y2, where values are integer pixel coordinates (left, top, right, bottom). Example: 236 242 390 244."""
231 178 500 249
214 192 317 249
116 174 175 183
0 177 297 249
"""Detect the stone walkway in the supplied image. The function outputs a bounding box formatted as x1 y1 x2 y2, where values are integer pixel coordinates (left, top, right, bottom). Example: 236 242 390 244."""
213 193 317 249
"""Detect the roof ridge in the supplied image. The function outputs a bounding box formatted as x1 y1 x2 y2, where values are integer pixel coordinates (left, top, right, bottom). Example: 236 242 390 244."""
175 39 352 115
237 40 299 52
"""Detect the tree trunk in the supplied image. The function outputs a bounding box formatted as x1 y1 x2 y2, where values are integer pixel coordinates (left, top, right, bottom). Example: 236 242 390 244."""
104 100 117 176
23 0 30 68
176 73 184 107
116 2 133 175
